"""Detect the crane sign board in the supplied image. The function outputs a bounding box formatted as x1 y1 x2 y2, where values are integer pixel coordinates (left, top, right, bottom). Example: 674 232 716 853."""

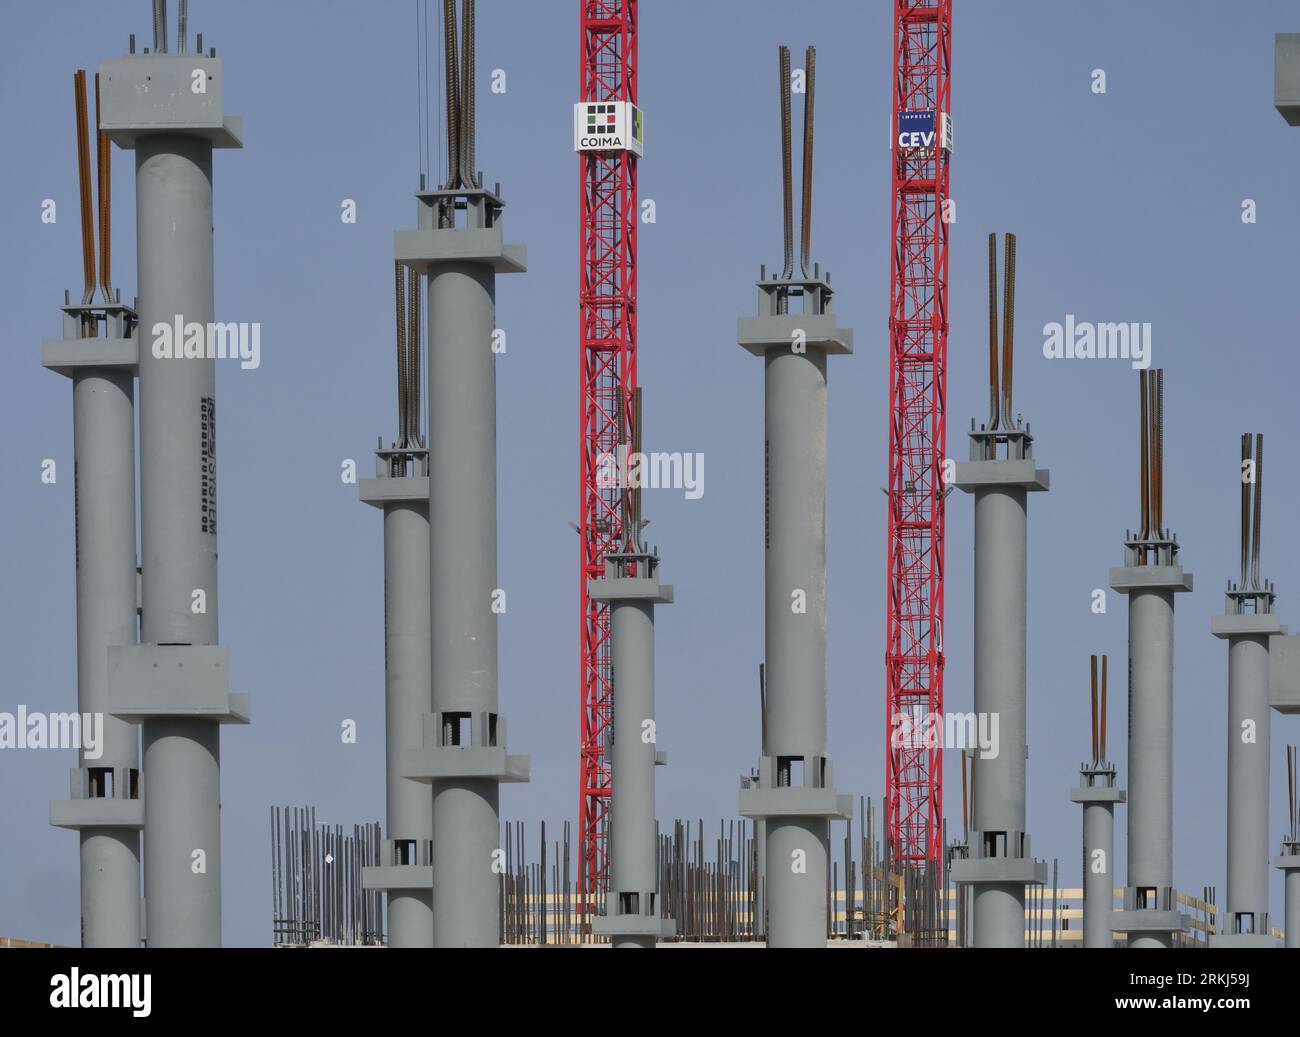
574 101 645 155
896 109 953 152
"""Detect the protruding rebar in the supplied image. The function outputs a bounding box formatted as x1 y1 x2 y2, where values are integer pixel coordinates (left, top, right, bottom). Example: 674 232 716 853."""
1288 744 1296 839
798 47 815 279
1153 369 1165 536
395 260 408 445
1100 654 1108 761
1000 233 1016 428
157 0 169 54
987 233 999 432
407 266 421 445
152 0 163 55
1251 433 1263 590
1090 655 1099 764
95 73 112 302
1139 370 1150 540
778 46 793 282
442 0 460 189
458 0 476 189
178 0 188 53
1240 433 1251 587
73 71 97 309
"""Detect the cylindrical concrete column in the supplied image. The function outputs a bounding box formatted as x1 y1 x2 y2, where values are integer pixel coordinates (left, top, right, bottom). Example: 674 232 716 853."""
135 134 223 948
383 500 433 947
1285 866 1300 948
609 597 657 949
763 346 829 950
1226 634 1270 934
970 486 1028 949
72 369 141 947
1127 588 1175 948
1082 800 1116 948
427 262 500 948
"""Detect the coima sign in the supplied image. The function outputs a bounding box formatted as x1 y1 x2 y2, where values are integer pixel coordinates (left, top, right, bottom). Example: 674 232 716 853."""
895 109 953 152
573 100 645 157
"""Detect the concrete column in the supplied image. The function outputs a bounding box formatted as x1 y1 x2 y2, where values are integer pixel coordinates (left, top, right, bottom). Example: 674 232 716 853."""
590 553 675 947
1109 558 1192 947
359 467 434 947
1211 622 1277 943
1277 842 1300 948
395 189 528 948
45 333 145 945
98 53 249 949
737 277 852 949
1071 767 1124 949
951 431 1049 948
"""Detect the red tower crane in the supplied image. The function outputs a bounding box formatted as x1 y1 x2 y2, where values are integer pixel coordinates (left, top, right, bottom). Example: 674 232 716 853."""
885 0 952 915
577 0 640 918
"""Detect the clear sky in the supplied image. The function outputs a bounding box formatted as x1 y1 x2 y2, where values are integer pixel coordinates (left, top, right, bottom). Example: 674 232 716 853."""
3 0 1300 947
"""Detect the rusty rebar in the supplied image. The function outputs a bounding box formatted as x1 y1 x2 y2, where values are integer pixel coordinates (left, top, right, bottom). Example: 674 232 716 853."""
1251 433 1263 589
1100 654 1108 761
1139 370 1150 539
178 0 188 53
987 233 999 433
95 72 111 302
1153 369 1165 535
407 266 421 446
1090 655 1099 764
799 46 815 279
394 261 408 446
458 0 476 190
73 71 97 312
1000 233 1017 428
778 46 793 283
1240 433 1251 587
442 0 460 189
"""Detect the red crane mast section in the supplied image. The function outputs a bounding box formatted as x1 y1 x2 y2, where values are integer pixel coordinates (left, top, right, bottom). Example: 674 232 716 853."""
578 0 639 912
886 0 952 873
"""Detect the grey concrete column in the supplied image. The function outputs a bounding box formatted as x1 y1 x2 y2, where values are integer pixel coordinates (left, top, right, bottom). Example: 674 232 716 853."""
46 297 145 946
1109 557 1192 947
737 277 852 949
950 430 1049 948
590 553 675 947
99 53 249 948
359 465 434 947
395 189 528 948
1071 767 1124 949
1210 615 1280 946
1276 841 1300 947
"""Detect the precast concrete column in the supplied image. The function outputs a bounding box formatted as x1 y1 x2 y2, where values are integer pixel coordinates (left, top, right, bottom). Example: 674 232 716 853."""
1210 615 1279 946
737 277 852 948
46 300 145 947
1071 766 1124 949
1109 556 1192 948
590 553 675 948
396 188 528 948
359 460 434 947
951 429 1049 948
1276 840 1300 948
99 53 249 948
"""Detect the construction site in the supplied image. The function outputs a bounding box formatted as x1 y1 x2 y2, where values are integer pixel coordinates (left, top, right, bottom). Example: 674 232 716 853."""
5 0 1300 960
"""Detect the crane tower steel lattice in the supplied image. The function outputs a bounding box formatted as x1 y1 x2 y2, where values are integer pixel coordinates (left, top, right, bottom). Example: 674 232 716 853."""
885 0 952 926
577 0 640 918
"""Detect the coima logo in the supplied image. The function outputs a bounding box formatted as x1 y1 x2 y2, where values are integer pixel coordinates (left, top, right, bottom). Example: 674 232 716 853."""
595 445 705 500
0 707 103 759
1042 315 1152 369
152 314 261 370
49 969 151 1018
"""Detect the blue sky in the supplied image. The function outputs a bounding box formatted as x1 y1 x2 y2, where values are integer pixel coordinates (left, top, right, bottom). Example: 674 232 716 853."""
3 0 1300 946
